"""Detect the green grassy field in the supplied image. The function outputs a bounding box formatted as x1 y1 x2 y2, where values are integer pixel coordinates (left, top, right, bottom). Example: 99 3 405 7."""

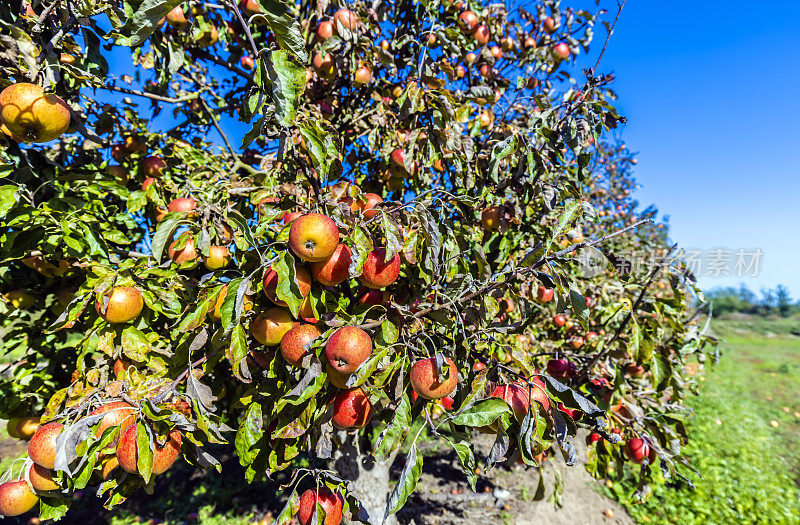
612 316 800 524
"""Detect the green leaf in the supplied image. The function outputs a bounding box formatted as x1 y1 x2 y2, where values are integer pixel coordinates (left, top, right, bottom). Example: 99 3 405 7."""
121 326 152 362
118 0 182 47
451 398 510 427
136 422 154 484
227 324 250 382
298 120 340 183
256 0 307 62
385 443 423 517
150 215 182 262
235 402 264 466
272 251 304 318
265 50 306 127
447 430 477 490
0 185 19 218
38 496 71 521
569 284 589 329
548 200 580 249
375 393 412 461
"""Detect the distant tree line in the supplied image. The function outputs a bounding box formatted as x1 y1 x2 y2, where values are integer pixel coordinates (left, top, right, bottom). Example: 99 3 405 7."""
707 284 798 317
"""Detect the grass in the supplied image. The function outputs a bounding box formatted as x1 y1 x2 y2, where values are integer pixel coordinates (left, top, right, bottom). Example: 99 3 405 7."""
611 316 800 524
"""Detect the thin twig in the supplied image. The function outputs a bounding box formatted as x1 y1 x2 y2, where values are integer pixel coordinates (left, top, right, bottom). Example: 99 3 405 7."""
591 0 628 73
98 84 203 104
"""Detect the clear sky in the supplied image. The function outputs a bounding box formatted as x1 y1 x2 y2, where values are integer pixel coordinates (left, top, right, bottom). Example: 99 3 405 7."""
577 1 800 298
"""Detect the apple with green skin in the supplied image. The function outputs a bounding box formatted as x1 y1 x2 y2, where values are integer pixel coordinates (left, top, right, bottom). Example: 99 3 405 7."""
0 83 70 143
95 286 143 323
280 324 321 366
331 388 372 429
297 487 344 525
0 480 38 517
289 213 339 262
28 422 63 469
410 357 458 399
203 245 231 270
167 197 197 214
263 263 312 305
325 326 372 373
251 308 294 345
536 286 554 302
359 248 401 289
28 463 59 492
116 426 182 475
310 244 352 286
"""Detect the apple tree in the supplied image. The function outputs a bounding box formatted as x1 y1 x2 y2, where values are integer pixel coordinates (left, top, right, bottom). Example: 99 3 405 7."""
0 0 717 522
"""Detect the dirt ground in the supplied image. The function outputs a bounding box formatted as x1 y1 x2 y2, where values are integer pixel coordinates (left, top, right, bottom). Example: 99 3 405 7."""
397 432 632 525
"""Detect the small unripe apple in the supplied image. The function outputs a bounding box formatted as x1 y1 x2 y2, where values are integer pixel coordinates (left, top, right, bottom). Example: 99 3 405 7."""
5 290 34 310
331 388 372 429
325 326 372 374
359 248 401 289
410 357 458 399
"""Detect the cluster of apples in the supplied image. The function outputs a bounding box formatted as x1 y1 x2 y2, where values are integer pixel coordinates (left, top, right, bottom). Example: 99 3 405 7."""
0 402 181 517
0 83 70 143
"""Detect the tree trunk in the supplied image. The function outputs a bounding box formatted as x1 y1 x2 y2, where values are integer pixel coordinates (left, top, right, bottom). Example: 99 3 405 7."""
333 432 399 525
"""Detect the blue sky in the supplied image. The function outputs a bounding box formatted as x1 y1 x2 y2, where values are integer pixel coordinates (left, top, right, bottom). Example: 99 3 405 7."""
576 1 800 297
